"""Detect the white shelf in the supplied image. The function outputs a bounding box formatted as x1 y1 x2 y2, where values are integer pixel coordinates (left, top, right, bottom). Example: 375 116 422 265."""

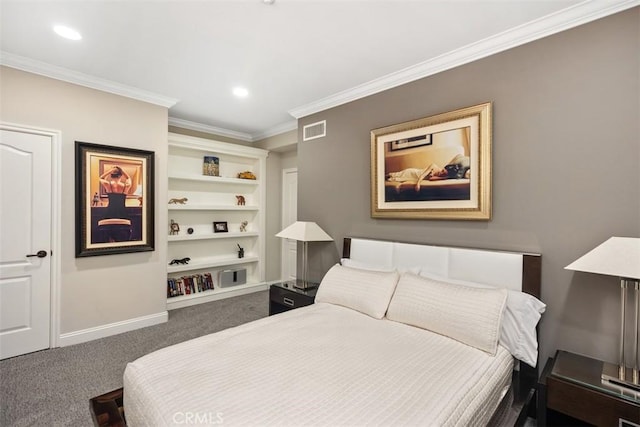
167 255 259 274
168 232 259 242
168 204 259 211
166 282 268 311
167 132 268 309
168 173 259 185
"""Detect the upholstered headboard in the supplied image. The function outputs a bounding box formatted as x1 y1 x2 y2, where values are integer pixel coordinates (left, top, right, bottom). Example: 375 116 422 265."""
342 237 541 298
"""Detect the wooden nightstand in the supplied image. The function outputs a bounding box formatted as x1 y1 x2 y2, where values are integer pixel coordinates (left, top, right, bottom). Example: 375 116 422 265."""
538 350 640 426
269 282 317 315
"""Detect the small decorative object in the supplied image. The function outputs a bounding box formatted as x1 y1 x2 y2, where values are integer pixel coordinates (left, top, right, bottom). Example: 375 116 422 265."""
187 227 194 234
235 195 246 206
237 244 244 259
239 221 248 232
203 156 220 176
237 171 256 180
169 219 180 235
92 192 100 206
213 221 228 233
168 197 188 205
169 257 191 265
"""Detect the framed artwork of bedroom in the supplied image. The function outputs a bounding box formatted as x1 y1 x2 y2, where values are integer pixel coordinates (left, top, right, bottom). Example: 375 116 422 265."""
370 102 492 220
75 141 155 257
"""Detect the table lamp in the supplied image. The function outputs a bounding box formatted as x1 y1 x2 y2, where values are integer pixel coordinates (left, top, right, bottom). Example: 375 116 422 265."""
276 221 333 289
565 237 640 391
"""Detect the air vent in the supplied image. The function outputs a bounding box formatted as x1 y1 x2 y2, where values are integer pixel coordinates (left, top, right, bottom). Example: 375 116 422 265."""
303 120 326 141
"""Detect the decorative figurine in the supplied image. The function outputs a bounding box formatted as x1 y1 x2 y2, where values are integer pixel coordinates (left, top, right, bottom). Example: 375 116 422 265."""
170 219 180 235
168 197 188 204
92 192 100 206
187 227 194 234
235 195 246 206
169 257 191 265
237 244 244 259
237 171 256 180
239 221 248 232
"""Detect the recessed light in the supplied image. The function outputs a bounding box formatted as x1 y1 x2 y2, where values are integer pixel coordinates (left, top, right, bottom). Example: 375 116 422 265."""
232 87 249 98
263 0 275 4
53 25 82 41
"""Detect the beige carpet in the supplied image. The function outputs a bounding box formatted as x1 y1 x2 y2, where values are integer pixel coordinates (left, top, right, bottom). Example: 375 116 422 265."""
0 290 268 427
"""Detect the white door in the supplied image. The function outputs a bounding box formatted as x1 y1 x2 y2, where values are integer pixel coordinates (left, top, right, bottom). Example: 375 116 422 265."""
0 128 52 359
281 168 297 281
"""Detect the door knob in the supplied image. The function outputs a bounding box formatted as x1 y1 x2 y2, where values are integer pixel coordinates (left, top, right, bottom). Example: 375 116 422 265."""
26 250 48 258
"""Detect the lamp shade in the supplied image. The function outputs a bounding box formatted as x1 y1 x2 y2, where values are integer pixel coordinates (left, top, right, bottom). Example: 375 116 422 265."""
565 237 640 279
275 221 333 242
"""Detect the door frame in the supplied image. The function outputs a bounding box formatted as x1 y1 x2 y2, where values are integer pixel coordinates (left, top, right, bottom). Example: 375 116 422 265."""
280 167 297 281
1 122 62 349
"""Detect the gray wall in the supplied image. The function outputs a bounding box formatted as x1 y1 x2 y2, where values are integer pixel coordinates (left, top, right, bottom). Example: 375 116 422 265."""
297 8 640 365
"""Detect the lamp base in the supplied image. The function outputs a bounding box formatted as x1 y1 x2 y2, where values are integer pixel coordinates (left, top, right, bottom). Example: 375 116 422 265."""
602 361 640 396
292 280 318 291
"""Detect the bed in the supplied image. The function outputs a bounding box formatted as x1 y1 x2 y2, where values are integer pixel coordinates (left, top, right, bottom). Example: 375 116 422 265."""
124 238 544 426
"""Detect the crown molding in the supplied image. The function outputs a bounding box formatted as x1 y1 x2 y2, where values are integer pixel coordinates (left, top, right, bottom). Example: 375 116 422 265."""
0 51 178 108
252 120 298 141
288 0 640 119
168 117 254 142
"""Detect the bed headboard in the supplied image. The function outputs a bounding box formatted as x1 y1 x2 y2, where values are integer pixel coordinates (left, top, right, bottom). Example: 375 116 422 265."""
342 237 541 298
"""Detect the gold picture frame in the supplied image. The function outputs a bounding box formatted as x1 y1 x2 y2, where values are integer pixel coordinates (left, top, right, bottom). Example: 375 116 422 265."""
371 102 492 220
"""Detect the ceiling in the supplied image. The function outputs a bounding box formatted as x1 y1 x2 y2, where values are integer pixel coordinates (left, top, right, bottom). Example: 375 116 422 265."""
0 0 635 141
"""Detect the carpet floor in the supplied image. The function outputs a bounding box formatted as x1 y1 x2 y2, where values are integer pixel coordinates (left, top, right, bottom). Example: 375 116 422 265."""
0 290 268 427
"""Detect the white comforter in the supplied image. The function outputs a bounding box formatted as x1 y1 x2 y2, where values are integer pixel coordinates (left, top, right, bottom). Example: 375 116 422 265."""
124 303 513 426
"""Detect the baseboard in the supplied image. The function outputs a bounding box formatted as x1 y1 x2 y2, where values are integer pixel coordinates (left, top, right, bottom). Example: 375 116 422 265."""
58 311 168 347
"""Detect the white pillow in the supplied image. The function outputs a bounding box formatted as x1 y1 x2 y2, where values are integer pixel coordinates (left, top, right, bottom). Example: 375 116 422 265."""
419 270 546 367
316 264 400 319
387 273 507 355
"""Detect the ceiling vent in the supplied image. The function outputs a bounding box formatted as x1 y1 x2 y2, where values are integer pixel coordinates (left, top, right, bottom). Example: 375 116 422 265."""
303 120 326 141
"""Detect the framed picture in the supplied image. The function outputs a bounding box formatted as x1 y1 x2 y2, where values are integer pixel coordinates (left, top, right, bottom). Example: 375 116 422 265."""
213 221 228 233
371 102 492 220
75 141 155 257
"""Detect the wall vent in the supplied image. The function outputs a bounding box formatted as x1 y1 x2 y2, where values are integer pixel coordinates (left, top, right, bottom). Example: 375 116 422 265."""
303 120 326 141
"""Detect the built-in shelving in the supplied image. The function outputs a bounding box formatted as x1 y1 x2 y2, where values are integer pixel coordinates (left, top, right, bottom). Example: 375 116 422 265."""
167 133 268 310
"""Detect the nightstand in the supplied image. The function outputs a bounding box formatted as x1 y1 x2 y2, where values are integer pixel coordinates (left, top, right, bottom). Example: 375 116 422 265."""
269 281 317 315
538 350 640 426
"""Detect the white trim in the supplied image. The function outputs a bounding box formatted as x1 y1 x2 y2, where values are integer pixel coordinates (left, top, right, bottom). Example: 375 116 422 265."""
58 311 168 347
288 0 640 119
252 120 298 141
0 51 178 108
169 117 254 142
168 132 269 158
0 122 63 350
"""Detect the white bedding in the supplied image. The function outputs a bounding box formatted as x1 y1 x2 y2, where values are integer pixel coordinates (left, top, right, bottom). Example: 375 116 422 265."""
124 303 513 426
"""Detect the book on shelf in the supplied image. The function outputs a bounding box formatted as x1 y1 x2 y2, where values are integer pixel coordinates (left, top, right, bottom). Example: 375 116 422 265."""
167 272 215 298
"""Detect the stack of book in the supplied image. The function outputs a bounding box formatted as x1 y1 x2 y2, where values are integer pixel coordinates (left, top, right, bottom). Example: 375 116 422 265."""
167 272 214 298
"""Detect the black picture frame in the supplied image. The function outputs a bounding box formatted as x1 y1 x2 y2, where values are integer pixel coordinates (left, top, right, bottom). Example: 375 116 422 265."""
213 221 228 233
75 141 155 257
